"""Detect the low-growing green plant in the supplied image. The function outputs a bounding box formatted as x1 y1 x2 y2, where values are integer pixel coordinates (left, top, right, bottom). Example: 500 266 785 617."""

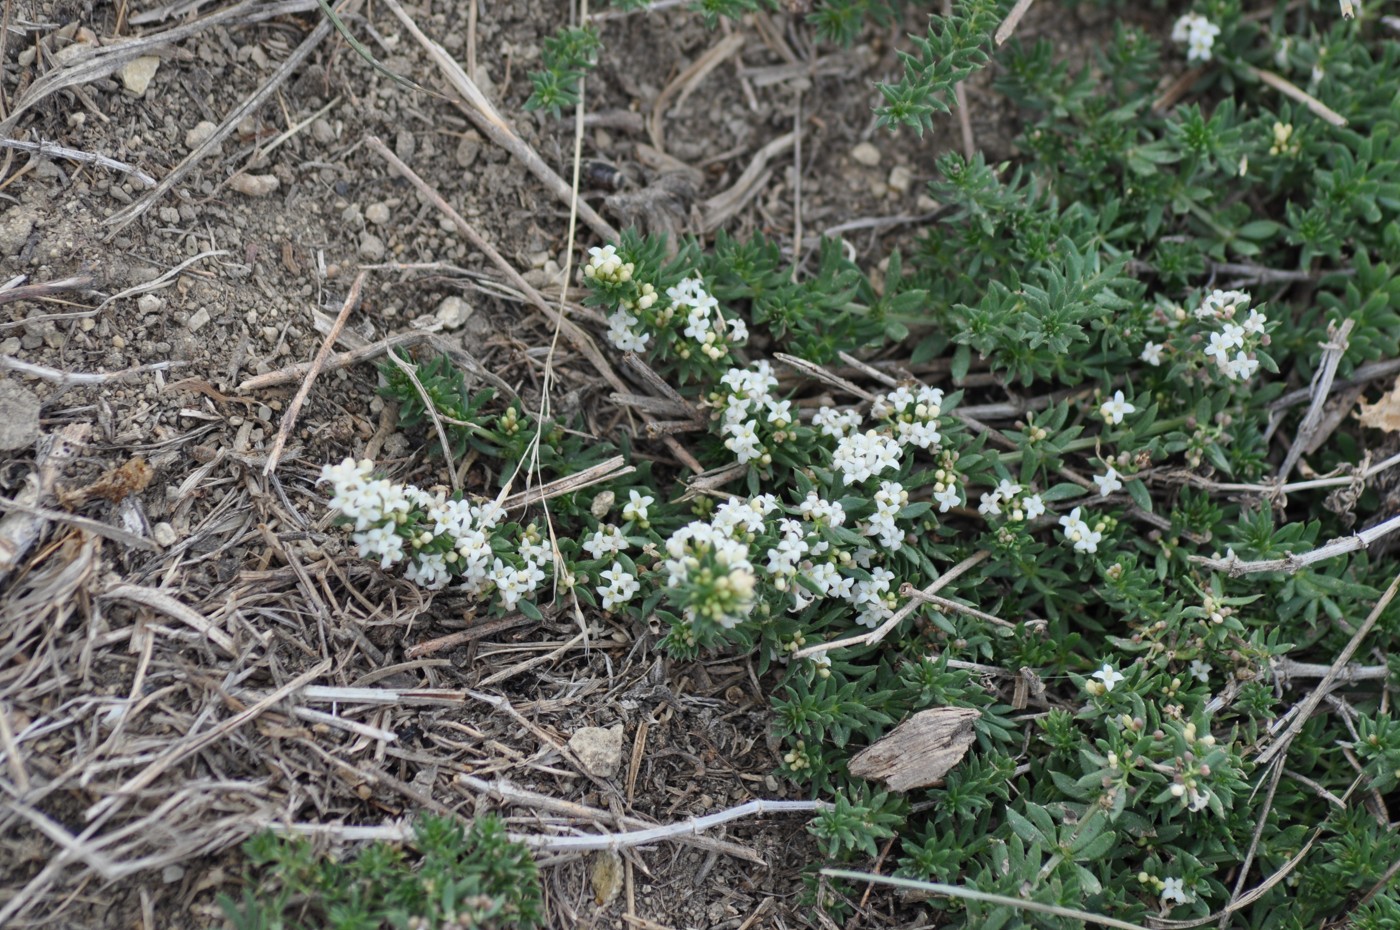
221 815 541 930
314 0 1400 926
524 25 601 116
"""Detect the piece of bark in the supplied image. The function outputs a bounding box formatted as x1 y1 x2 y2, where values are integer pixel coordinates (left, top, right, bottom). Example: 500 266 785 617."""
848 707 980 792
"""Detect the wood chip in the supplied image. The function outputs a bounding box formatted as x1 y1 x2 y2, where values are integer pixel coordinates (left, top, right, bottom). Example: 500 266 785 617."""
848 707 980 791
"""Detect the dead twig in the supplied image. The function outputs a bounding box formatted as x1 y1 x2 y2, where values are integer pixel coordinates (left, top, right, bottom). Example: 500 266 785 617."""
1244 63 1348 127
0 273 96 307
264 271 365 476
0 138 156 187
0 355 178 385
1277 319 1353 480
101 582 237 656
1190 512 1400 576
994 0 1035 45
1255 571 1400 768
793 550 991 658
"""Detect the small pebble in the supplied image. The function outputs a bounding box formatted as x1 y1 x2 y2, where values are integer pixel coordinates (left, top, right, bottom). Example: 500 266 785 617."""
435 295 474 329
851 141 881 167
153 522 177 547
358 232 386 261
184 120 219 151
0 380 41 451
138 294 163 314
186 307 211 332
365 202 391 225
311 118 336 145
229 174 279 197
118 56 160 96
888 165 913 195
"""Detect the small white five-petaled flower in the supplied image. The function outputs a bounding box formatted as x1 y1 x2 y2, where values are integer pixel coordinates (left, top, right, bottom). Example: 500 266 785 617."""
1094 466 1123 497
1099 390 1136 426
1161 876 1190 905
1093 663 1125 692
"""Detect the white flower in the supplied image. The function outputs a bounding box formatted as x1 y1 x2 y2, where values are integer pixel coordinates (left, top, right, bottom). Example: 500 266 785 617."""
1058 507 1103 554
1220 322 1246 349
1172 13 1221 63
1092 663 1125 692
1141 342 1164 366
1200 289 1251 319
1094 466 1123 497
583 524 627 560
1204 331 1232 367
1099 390 1135 426
832 429 903 485
1023 494 1046 520
597 562 640 610
1189 659 1211 683
996 479 1022 499
812 406 863 439
723 419 764 465
622 490 654 525
1161 877 1190 906
724 315 748 342
934 485 961 513
1242 308 1268 334
1226 351 1259 381
978 491 1002 516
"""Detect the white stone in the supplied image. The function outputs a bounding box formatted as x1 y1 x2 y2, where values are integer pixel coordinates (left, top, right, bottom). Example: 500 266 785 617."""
118 56 161 96
137 294 163 314
568 725 624 778
184 120 219 152
435 295 474 329
153 522 177 547
888 165 913 195
186 307 211 332
358 233 386 261
229 174 279 197
365 202 391 225
851 142 881 167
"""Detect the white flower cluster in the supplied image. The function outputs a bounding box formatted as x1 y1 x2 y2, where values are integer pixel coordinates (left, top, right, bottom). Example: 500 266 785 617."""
1058 506 1103 554
832 429 903 485
606 307 651 353
715 362 788 466
1171 12 1221 63
597 562 639 611
977 479 1046 523
582 523 627 560
663 501 763 630
666 277 747 360
871 384 945 450
583 244 634 284
766 518 812 586
1195 289 1266 381
797 489 846 526
601 271 747 361
852 565 897 629
319 458 512 595
865 480 909 551
812 405 863 439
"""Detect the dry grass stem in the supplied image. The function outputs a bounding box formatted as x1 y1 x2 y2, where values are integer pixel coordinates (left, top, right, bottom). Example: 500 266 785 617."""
0 137 157 186
1277 318 1353 480
1191 512 1400 576
264 270 365 476
793 550 992 658
1254 572 1400 767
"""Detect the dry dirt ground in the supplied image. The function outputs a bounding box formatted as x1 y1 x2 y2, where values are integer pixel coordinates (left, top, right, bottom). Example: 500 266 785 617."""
0 0 1116 927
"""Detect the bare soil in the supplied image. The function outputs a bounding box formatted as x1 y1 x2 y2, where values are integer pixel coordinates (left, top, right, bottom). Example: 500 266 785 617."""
0 0 1113 926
